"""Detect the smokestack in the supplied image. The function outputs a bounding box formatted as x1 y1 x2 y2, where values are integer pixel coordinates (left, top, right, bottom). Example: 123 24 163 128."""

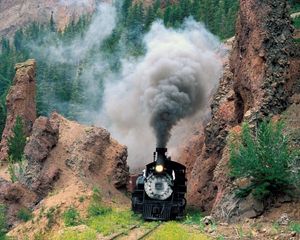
155 147 168 165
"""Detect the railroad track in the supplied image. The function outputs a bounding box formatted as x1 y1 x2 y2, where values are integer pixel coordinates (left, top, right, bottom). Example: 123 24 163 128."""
109 222 162 240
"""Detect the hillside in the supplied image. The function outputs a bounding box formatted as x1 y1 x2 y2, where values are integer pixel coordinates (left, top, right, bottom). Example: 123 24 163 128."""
0 0 97 37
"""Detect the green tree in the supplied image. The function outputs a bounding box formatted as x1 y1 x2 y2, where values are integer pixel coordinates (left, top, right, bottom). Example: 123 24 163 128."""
7 116 26 163
50 11 56 32
230 120 300 201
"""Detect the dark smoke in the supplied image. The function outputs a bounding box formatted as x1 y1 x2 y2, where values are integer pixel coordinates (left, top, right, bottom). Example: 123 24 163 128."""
147 77 205 147
101 20 223 166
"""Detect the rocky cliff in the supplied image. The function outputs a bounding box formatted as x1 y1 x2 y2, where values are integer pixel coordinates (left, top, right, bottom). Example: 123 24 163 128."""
0 59 37 162
0 0 97 36
180 0 299 220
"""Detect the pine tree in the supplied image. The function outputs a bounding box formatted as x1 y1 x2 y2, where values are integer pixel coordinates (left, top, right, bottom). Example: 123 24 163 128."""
7 116 26 163
145 6 156 30
50 11 56 32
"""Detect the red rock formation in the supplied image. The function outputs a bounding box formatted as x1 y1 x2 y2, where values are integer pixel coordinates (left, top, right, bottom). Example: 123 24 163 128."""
231 0 293 122
20 112 129 199
181 0 295 216
20 115 60 198
0 59 37 162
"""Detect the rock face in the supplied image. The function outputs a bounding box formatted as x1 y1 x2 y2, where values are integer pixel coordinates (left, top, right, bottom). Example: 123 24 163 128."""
20 115 60 198
181 0 295 218
0 59 37 162
231 0 293 123
0 0 96 36
0 177 38 228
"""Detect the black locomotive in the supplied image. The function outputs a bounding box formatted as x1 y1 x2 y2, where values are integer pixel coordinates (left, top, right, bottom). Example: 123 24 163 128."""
131 148 187 220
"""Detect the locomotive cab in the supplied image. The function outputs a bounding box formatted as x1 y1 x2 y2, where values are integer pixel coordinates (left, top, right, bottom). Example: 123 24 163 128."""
131 148 187 220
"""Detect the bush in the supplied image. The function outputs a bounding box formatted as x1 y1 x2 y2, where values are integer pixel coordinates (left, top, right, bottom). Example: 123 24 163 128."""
17 207 33 222
0 205 7 239
289 222 300 233
87 203 112 217
63 206 81 227
230 120 300 201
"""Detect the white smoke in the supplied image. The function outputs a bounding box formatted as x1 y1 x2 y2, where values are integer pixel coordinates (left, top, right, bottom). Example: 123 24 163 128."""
59 0 93 6
100 20 223 167
30 2 116 122
38 3 116 63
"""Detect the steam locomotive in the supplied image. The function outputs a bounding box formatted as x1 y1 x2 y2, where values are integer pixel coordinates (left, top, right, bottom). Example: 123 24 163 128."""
131 148 187 220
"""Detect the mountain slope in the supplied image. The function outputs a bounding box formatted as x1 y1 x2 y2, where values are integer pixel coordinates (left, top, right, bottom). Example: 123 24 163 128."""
0 0 96 36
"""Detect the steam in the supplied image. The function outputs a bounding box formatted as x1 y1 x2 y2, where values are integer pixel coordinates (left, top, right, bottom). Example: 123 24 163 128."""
101 20 223 165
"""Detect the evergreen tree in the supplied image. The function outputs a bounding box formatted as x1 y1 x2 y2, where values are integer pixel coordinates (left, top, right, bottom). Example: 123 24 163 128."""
145 6 156 30
7 116 26 163
50 11 56 32
14 29 24 52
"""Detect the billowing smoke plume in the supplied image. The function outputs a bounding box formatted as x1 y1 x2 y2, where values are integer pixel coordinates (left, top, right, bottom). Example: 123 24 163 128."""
101 20 223 165
28 1 223 167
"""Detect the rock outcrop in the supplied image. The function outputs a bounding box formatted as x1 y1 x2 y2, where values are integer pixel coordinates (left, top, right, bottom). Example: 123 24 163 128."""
181 0 296 219
19 112 129 199
20 115 60 198
0 59 37 162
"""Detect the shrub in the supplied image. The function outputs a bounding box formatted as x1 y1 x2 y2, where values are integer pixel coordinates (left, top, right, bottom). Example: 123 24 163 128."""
63 207 81 227
183 208 203 225
45 206 59 229
87 187 111 217
0 204 7 239
87 203 112 217
290 222 300 233
17 207 33 222
230 120 300 201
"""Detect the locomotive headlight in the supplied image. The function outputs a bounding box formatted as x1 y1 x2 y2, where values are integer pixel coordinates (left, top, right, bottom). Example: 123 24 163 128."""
155 164 164 173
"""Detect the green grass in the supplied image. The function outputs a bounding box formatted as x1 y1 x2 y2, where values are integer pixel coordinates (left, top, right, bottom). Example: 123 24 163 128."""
51 229 97 240
147 222 209 240
87 209 139 236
